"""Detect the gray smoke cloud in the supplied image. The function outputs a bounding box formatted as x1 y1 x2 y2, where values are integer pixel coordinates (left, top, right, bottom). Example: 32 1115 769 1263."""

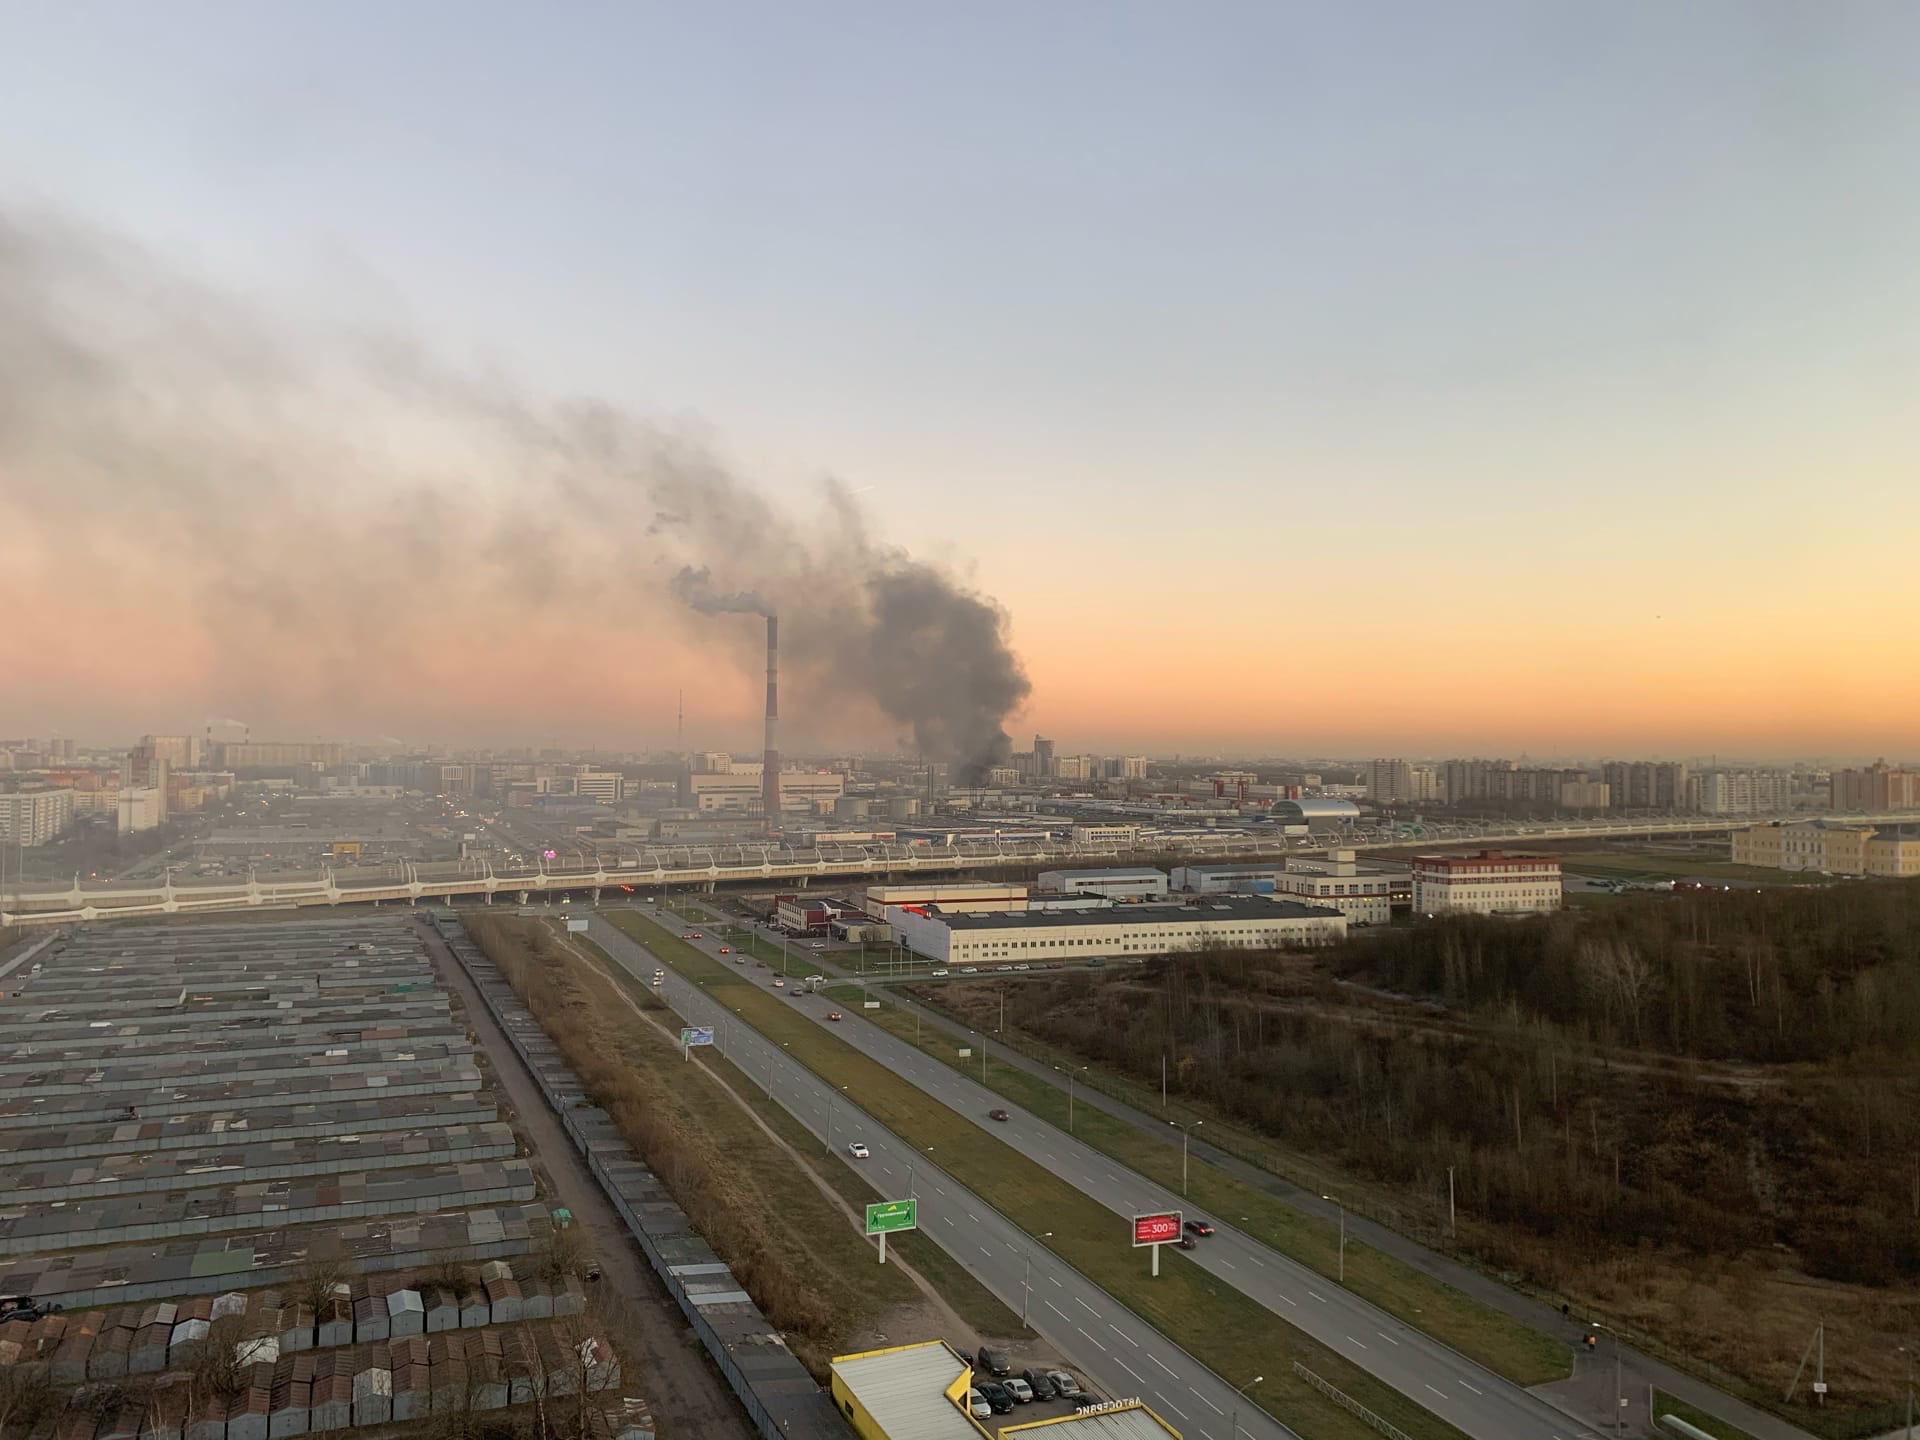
0 209 1029 774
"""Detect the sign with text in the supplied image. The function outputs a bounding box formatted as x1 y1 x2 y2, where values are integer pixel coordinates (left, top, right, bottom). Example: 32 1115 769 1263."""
565 918 589 933
679 1026 715 1049
865 1199 918 1236
1131 1211 1183 1248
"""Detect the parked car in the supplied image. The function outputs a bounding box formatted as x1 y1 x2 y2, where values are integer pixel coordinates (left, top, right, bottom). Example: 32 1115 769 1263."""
1184 1219 1215 1237
1004 1378 1034 1404
847 1142 870 1159
1045 1369 1083 1399
827 1011 843 1022
1012 962 1031 971
959 967 979 975
988 1109 1011 1122
930 968 949 977
977 1347 1012 1377
1086 957 1105 968
967 1390 992 1420
1021 1369 1058 1400
0 1297 56 1324
975 1381 1015 1414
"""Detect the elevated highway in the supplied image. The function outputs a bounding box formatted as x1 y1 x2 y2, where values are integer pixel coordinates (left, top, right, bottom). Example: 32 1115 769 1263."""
0 811 1881 927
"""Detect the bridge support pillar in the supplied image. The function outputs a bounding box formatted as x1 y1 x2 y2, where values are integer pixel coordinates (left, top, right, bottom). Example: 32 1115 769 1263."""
518 890 529 905
591 887 602 904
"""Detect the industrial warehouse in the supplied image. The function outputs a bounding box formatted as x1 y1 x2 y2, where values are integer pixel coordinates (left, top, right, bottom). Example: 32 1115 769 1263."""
886 896 1347 965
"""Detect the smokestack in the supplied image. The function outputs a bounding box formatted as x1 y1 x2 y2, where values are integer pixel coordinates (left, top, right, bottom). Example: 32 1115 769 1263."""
762 614 780 824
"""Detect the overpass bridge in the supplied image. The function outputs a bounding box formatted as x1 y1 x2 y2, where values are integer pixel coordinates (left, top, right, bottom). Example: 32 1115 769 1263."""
0 811 1875 927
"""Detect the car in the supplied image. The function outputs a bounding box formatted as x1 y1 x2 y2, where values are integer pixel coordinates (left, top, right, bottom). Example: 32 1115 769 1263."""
680 932 696 939
1021 1369 1058 1400
977 1347 1011 1377
1086 957 1106 968
0 1297 57 1324
1184 1219 1215 1237
827 1011 843 1022
847 1142 870 1159
953 1348 974 1367
994 964 1013 972
988 1109 1011 1122
718 946 730 954
959 967 979 975
930 968 949 977
967 1390 992 1420
691 932 703 939
772 978 785 988
1045 1369 1083 1399
1004 1378 1034 1404
1176 1234 1198 1250
1012 963 1031 971
974 1381 1015 1414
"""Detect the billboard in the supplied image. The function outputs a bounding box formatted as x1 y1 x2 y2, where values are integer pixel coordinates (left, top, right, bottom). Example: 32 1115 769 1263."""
865 1199 918 1236
1131 1211 1182 1247
565 918 589 933
679 1026 715 1049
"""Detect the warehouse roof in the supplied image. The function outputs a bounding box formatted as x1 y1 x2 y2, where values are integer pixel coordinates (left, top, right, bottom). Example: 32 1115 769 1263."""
937 898 1341 930
830 1343 979 1440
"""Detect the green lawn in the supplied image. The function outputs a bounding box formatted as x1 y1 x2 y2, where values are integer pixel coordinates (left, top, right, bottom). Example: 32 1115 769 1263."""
826 986 1568 1386
604 910 1470 1440
1653 1391 1762 1440
1557 850 1824 886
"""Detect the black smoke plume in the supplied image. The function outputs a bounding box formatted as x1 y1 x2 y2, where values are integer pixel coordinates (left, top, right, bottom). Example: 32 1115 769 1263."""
0 209 1029 773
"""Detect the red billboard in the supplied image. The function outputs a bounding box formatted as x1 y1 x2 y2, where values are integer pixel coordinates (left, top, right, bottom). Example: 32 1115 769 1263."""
1131 1212 1182 1247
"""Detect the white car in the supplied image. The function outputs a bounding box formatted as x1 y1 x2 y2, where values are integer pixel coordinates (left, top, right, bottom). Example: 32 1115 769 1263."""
930 969 949 977
1046 1370 1083 1399
967 1390 991 1420
1004 1378 1034 1404
847 1142 870 1160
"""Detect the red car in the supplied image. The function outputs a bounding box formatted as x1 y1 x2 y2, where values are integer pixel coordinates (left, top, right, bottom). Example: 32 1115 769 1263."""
988 1109 1011 1122
827 1011 843 1022
718 946 731 954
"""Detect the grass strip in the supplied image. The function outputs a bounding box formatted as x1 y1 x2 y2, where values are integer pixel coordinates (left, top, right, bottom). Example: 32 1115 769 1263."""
827 985 1568 1386
1652 1391 1763 1440
606 910 1469 1440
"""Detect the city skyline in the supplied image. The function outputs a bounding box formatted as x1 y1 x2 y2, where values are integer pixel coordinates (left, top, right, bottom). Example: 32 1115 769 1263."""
4 4 1919 754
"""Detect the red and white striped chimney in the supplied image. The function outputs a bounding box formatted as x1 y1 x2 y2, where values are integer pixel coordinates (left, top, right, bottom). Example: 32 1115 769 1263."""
762 615 781 823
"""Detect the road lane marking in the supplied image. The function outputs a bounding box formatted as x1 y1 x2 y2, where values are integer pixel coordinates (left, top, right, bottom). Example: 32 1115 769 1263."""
1279 1293 1296 1306
1376 1330 1400 1345
1112 1327 1138 1346
1198 1393 1224 1414
1077 1299 1102 1319
979 1247 992 1257
1459 1381 1483 1395
1046 1302 1070 1322
1162 1399 1188 1419
1148 1354 1178 1377
1114 1358 1143 1383
1082 1331 1107 1352
940 1216 953 1226
1219 1259 1237 1270
1425 1385 1448 1399
967 1212 979 1222
1308 1290 1327 1302
1346 1335 1368 1349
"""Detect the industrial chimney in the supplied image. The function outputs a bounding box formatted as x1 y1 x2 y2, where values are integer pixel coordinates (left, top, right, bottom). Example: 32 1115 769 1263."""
762 615 781 825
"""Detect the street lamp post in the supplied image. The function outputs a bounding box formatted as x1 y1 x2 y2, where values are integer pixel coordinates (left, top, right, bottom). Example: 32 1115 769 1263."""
907 1146 933 1198
1170 1120 1202 1196
1231 1374 1263 1440
1021 1231 1053 1325
1588 1322 1624 1436
1058 1065 1087 1132
1322 1194 1346 1282
826 1084 847 1155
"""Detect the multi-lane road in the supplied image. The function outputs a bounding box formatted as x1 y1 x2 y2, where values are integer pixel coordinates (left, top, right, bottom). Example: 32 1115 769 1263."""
590 909 1620 1440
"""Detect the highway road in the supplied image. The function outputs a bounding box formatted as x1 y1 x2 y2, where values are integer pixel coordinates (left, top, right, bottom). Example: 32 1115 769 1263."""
588 912 1300 1440
594 909 1611 1440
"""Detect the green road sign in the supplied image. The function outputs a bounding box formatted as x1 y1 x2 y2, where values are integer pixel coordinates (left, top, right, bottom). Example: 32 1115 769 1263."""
865 1199 918 1236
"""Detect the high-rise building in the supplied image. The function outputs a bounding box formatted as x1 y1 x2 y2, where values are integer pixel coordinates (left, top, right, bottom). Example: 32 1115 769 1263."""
142 734 203 769
1439 758 1517 805
0 788 75 847
1032 735 1056 777
1120 756 1149 781
573 771 626 805
1692 769 1793 816
1831 761 1920 813
1601 761 1691 811
1366 759 1417 804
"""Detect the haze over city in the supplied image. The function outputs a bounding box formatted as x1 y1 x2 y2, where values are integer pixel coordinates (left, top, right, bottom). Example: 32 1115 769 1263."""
4 2 1919 759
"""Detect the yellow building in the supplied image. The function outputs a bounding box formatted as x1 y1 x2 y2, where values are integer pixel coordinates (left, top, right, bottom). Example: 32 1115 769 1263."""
1731 822 1920 877
829 1342 1183 1440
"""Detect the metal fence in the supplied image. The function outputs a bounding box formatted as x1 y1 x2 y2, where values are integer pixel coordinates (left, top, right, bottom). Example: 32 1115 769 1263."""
1293 1362 1415 1440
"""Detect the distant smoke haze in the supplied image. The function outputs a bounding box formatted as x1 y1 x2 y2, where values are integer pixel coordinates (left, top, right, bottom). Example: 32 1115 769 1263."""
0 210 1029 774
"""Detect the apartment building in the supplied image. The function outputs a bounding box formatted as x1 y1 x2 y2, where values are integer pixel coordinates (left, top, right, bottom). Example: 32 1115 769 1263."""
1411 849 1562 916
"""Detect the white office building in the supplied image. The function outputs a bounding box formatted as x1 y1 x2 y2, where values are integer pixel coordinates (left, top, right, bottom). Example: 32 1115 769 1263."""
1035 867 1169 901
890 897 1346 966
679 767 846 814
1411 850 1562 916
572 770 627 805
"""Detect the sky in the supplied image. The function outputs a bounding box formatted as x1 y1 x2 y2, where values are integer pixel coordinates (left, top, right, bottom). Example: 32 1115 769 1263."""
1 2 1917 761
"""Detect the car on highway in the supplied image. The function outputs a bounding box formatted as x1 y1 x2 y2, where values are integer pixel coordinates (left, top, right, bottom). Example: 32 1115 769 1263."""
1003 1377 1034 1404
930 968 948 977
1184 1219 1215 1237
959 967 978 974
988 1108 1011 1122
847 1142 870 1159
718 946 730 954
974 1381 1014 1414
809 941 826 950
690 932 703 939
1020 1369 1058 1400
977 1347 1011 1377
1012 962 1031 971
967 1390 992 1420
1045 1369 1083 1399
1175 1234 1198 1250
772 978 785 988
827 1011 843 1022
681 932 696 939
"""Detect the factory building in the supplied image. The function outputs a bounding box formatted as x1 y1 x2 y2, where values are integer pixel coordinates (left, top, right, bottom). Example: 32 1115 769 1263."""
1411 850 1562 916
679 767 846 814
572 770 627 805
890 896 1346 965
1175 850 1398 923
1035 866 1169 901
1069 823 1142 845
1732 821 1920 877
860 882 1027 919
